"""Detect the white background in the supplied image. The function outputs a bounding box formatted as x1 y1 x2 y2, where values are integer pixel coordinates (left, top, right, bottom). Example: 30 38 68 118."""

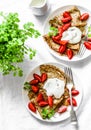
0 0 91 130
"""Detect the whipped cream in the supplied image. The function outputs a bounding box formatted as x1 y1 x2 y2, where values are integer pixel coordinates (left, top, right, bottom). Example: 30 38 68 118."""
61 27 82 44
44 78 65 98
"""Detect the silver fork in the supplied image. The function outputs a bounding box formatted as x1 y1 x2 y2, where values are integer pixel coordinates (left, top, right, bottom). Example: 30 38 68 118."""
65 67 78 125
77 43 86 57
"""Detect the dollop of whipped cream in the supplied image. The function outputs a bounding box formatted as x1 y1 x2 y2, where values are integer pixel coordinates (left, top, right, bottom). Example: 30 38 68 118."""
61 27 82 44
44 78 65 98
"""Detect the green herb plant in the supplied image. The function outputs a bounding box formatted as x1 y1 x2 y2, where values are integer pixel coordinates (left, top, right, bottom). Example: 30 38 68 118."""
0 12 40 76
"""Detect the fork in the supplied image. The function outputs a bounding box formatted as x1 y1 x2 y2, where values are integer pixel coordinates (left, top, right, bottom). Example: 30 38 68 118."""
77 43 86 57
65 67 78 125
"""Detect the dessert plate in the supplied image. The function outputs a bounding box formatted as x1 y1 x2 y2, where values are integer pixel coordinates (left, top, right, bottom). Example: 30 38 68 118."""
43 5 91 62
22 62 83 122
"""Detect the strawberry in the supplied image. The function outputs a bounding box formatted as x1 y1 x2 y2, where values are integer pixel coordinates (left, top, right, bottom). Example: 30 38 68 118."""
28 102 36 113
31 85 39 93
80 13 89 21
59 40 68 45
33 73 41 82
66 49 73 59
36 93 44 102
52 36 60 44
39 101 48 107
58 105 67 113
72 90 79 96
84 41 91 50
59 45 66 53
61 16 72 23
48 96 53 107
58 27 63 36
30 79 39 85
62 22 71 31
63 11 71 18
67 97 77 106
41 73 47 82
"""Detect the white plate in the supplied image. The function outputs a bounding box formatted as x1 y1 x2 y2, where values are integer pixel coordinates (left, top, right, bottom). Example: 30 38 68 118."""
22 62 83 122
43 5 91 62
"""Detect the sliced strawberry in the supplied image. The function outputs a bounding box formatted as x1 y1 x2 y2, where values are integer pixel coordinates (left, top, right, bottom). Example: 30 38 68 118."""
39 101 48 107
36 93 44 102
67 97 77 106
31 85 39 93
58 105 67 113
62 22 71 31
52 36 60 44
33 73 41 82
30 79 39 85
66 49 73 59
72 90 79 96
59 40 68 45
63 11 71 18
41 73 47 82
28 102 36 113
48 96 53 107
61 16 72 23
59 45 66 53
58 27 64 36
84 41 91 50
80 13 89 21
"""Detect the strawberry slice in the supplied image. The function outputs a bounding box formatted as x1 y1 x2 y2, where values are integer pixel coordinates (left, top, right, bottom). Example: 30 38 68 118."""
62 22 71 31
48 96 53 107
58 105 67 113
66 49 73 59
63 11 71 18
59 45 66 53
67 97 77 106
41 73 47 82
28 102 36 113
59 40 68 45
31 85 39 93
30 79 39 85
36 93 44 102
71 90 79 96
33 73 41 82
39 101 48 107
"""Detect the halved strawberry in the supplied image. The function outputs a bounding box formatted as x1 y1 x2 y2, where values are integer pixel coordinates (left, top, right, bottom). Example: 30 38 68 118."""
30 79 39 85
39 101 48 107
48 96 53 107
41 73 47 82
58 105 67 113
31 85 39 93
36 93 44 102
67 97 77 106
33 73 41 82
28 102 36 113
72 90 79 96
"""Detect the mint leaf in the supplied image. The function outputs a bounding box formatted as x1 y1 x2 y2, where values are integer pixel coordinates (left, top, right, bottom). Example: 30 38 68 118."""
23 82 31 90
41 108 55 119
48 26 58 37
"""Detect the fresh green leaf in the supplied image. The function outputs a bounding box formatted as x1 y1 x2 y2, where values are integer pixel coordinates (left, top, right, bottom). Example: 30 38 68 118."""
48 26 58 37
23 82 31 90
0 12 41 76
41 108 55 119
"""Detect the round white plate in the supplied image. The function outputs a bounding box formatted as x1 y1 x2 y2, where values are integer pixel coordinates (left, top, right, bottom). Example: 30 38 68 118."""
43 5 91 62
22 62 83 122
